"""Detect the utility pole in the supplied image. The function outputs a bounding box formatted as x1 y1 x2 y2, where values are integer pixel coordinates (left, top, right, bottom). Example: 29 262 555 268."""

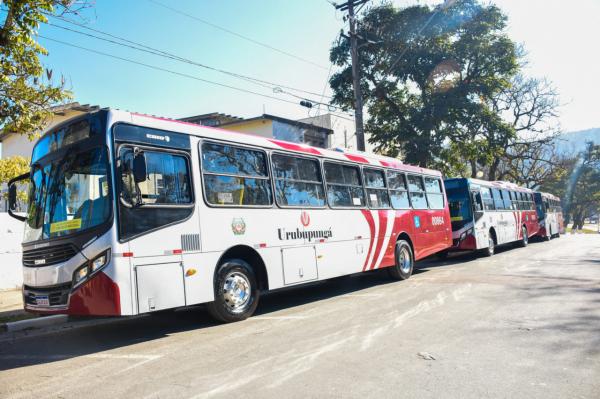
336 0 368 152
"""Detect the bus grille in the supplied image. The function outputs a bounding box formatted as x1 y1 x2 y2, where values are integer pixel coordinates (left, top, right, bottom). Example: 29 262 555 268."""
23 283 72 307
22 244 78 267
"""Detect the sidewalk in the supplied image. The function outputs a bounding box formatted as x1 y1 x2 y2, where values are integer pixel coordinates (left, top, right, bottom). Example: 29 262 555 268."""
0 288 33 324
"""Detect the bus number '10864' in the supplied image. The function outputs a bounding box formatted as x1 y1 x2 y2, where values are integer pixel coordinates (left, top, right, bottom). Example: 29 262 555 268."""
432 216 445 226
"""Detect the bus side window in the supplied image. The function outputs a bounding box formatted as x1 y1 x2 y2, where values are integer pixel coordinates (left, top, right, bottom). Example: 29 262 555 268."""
271 154 325 207
481 187 495 211
202 142 272 206
501 190 512 210
363 168 390 209
118 146 194 240
387 170 410 209
492 188 504 210
324 162 365 208
407 175 428 209
471 191 483 212
424 177 444 209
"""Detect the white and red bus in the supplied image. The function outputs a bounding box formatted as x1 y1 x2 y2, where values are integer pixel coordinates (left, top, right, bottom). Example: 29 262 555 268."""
533 192 564 240
444 178 540 256
8 109 452 322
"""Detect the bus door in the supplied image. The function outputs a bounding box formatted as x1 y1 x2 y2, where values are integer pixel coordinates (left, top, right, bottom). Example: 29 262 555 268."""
115 124 199 313
470 187 486 248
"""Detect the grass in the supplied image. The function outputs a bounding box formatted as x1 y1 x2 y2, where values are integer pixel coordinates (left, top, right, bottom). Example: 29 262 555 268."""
0 311 37 325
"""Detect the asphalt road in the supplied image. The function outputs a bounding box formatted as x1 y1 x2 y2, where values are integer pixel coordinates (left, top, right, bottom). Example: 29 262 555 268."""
1 235 599 399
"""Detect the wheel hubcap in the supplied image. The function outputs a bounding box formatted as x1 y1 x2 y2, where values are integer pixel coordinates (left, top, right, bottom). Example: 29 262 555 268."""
489 238 494 253
222 272 251 313
523 229 528 243
399 247 411 274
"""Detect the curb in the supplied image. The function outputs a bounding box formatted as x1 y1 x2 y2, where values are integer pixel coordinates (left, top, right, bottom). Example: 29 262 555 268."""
2 315 68 332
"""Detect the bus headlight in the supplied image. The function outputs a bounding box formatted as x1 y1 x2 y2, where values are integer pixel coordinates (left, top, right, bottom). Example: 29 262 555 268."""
74 266 89 286
90 250 110 273
460 228 474 241
72 250 110 288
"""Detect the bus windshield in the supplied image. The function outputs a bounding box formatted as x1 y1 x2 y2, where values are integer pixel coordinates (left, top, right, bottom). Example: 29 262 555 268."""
23 147 111 243
446 185 473 229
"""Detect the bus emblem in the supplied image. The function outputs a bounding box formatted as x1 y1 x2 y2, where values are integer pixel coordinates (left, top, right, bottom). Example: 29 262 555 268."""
231 218 246 235
300 211 310 227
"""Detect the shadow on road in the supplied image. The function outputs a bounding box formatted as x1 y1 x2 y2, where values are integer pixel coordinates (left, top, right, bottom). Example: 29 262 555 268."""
0 267 407 371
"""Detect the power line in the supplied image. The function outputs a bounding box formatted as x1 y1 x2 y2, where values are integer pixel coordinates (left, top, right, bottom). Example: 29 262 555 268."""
145 0 329 71
44 15 334 100
37 34 354 119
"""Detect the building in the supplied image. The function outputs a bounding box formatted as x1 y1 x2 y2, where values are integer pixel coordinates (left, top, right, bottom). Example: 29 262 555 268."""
298 113 375 153
180 113 334 149
179 112 243 127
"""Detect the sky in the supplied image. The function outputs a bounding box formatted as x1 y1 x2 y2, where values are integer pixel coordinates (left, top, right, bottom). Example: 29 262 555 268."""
23 0 600 133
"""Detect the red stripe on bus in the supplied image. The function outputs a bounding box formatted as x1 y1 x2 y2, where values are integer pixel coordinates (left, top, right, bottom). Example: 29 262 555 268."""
361 210 376 272
267 139 322 155
172 249 183 254
370 210 389 270
344 154 369 163
381 211 405 268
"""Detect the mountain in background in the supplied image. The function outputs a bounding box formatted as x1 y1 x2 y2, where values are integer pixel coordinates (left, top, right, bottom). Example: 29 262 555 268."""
556 128 600 155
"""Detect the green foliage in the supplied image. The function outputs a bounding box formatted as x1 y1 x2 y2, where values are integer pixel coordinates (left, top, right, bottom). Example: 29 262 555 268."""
329 0 518 167
0 0 73 139
540 142 600 228
0 155 30 203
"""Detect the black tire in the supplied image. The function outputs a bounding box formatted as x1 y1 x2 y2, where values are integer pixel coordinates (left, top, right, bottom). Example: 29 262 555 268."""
388 240 414 280
207 259 260 323
482 234 495 257
517 226 528 247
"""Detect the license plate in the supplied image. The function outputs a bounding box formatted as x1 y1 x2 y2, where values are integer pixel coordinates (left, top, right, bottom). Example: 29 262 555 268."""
35 295 50 306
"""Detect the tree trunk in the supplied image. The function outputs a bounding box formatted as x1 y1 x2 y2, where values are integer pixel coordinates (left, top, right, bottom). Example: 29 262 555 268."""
488 158 500 181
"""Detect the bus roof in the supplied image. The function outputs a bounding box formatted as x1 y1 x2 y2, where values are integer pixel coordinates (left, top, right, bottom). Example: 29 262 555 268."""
119 110 442 177
445 177 535 193
537 191 561 201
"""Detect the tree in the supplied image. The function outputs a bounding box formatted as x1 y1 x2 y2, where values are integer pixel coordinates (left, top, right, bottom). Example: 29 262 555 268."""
0 0 91 139
329 0 518 167
540 142 600 228
0 155 29 209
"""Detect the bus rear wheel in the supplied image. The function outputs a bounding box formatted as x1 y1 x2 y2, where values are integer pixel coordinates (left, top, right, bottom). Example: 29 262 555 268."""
207 259 260 323
388 240 413 280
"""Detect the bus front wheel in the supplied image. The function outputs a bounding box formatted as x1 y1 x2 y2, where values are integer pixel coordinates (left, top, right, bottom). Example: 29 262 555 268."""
388 240 414 280
517 226 529 247
207 259 260 323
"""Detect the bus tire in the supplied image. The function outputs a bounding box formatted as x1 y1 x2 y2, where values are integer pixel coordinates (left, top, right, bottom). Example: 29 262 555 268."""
388 240 413 280
517 226 528 247
482 234 495 257
207 259 260 323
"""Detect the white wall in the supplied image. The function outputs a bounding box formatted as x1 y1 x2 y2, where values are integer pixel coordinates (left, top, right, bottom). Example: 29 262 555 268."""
0 213 24 290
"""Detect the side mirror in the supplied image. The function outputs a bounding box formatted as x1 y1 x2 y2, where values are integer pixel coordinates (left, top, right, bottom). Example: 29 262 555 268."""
7 172 29 222
133 149 147 184
8 183 17 211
